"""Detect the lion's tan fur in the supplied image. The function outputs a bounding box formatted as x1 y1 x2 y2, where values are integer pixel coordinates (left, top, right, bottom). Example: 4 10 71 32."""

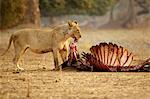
2 21 81 70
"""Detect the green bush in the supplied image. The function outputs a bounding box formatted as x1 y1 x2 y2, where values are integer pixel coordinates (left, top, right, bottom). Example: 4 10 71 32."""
40 0 115 16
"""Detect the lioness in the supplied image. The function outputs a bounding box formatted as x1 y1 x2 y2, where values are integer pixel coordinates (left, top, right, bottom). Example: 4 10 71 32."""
2 20 81 71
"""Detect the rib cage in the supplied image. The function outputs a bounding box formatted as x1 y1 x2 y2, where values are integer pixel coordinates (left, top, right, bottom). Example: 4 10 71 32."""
90 42 133 66
81 42 143 72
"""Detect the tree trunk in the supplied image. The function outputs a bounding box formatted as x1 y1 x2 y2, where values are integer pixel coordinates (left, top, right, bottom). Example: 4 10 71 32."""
124 0 138 28
23 0 41 27
0 0 41 29
109 5 115 22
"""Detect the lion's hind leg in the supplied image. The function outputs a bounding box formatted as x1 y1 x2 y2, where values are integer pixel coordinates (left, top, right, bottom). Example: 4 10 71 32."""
13 44 28 71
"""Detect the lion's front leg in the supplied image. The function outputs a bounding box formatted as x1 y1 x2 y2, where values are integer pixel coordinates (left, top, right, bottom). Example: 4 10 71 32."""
59 48 68 62
52 49 59 70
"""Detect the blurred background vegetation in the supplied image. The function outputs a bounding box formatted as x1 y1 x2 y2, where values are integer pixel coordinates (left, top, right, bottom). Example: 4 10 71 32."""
39 0 115 16
0 0 150 29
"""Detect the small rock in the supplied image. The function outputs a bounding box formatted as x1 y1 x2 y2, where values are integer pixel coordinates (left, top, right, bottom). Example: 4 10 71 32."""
13 71 20 74
55 79 61 83
42 67 46 70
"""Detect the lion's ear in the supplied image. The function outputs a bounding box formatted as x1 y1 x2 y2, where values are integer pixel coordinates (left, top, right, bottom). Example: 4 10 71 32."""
74 20 78 25
68 20 73 27
68 20 78 27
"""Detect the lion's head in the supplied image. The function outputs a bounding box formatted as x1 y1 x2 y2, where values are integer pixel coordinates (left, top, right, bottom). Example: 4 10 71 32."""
68 20 81 41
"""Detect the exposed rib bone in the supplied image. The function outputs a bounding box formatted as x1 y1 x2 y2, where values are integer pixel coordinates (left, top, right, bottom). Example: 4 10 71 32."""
120 49 128 66
100 43 105 63
123 52 133 66
107 43 114 65
104 43 109 65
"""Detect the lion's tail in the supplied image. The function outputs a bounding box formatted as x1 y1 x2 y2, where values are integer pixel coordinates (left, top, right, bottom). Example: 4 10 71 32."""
1 34 14 56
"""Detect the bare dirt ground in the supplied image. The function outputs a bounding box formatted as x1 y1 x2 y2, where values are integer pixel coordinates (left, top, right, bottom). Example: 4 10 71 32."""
0 28 150 99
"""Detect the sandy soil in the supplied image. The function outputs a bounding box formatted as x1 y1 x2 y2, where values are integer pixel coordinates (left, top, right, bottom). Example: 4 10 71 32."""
0 29 150 99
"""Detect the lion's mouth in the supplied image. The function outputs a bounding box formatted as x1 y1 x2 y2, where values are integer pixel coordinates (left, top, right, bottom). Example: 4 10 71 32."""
73 37 78 42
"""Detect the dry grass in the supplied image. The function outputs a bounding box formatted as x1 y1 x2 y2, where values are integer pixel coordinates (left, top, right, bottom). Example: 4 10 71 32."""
0 28 150 99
